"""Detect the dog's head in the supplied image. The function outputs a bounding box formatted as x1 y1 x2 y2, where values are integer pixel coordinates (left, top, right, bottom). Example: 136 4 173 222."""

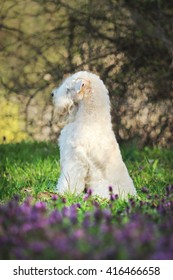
51 71 92 127
51 71 110 129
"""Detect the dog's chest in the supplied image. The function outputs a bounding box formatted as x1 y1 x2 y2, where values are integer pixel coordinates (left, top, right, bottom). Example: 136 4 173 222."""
59 122 112 155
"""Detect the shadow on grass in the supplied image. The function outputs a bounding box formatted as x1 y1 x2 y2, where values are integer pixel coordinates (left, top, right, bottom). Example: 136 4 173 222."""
0 141 59 164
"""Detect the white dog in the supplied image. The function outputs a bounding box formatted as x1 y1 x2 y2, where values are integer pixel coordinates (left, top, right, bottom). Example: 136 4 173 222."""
52 71 136 199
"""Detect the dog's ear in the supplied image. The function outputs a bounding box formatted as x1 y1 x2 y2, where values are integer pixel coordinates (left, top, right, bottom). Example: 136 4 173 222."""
72 78 91 102
72 79 86 101
74 79 85 93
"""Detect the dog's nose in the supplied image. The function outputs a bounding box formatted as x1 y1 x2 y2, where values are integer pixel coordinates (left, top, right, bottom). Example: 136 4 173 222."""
51 92 54 97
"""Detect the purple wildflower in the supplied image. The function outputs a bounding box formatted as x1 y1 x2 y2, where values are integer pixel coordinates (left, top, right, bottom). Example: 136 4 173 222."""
0 183 173 260
61 197 66 203
141 186 149 193
51 194 58 201
76 202 81 208
30 242 46 253
49 210 62 224
87 188 92 196
110 194 115 201
92 200 99 207
110 193 118 201
73 229 85 239
35 201 46 210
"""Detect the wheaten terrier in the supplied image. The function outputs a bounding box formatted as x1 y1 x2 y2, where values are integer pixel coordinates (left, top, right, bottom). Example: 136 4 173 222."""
52 71 136 199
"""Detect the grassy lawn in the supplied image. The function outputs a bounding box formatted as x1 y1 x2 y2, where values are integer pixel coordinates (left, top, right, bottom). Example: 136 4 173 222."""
0 141 173 259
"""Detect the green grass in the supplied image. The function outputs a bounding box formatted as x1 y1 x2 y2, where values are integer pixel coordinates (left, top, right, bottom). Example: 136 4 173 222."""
0 141 173 259
0 142 59 201
0 141 173 204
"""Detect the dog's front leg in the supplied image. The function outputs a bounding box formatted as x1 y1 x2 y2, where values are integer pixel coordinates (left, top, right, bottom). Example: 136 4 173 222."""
56 156 87 195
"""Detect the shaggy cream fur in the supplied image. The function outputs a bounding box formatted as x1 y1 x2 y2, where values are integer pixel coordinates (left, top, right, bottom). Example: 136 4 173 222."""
52 71 136 199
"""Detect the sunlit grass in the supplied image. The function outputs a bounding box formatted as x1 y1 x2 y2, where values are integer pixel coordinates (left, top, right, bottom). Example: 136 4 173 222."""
0 141 172 203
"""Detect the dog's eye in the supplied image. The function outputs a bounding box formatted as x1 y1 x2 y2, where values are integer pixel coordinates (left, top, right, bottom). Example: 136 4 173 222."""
66 88 70 94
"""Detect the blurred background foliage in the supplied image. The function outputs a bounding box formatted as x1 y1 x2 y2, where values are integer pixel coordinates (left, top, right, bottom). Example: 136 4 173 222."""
0 0 172 146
